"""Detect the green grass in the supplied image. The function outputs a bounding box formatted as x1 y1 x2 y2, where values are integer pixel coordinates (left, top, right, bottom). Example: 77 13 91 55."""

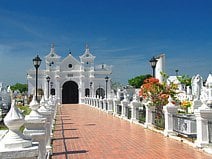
17 105 31 116
139 116 146 123
0 122 7 130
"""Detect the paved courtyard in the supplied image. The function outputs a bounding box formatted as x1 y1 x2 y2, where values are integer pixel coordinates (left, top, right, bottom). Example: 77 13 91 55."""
52 104 212 159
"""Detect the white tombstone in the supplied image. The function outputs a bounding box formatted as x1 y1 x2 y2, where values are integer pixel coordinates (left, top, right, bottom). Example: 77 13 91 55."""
191 74 203 111
205 74 212 107
191 74 203 100
0 100 39 159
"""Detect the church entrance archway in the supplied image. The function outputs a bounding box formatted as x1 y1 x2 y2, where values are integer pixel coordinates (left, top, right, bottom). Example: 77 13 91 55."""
85 88 90 97
62 81 79 104
96 88 105 98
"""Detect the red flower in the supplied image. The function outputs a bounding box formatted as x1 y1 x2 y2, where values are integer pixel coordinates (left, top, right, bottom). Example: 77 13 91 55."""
139 77 178 106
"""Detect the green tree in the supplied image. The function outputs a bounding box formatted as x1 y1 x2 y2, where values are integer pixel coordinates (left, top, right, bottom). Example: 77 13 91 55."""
10 83 28 93
128 74 152 88
177 75 192 86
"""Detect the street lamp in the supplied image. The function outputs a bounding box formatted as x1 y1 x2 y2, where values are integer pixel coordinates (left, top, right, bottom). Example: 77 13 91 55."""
105 76 109 99
175 69 179 76
50 82 55 95
33 55 42 101
46 76 50 99
50 82 53 89
149 56 158 78
90 82 93 97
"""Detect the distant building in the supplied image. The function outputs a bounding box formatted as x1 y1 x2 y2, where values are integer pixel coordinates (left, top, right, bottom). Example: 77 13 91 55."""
27 44 112 104
0 82 7 91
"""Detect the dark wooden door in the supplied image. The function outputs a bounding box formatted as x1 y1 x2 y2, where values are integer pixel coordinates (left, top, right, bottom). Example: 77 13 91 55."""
62 81 79 104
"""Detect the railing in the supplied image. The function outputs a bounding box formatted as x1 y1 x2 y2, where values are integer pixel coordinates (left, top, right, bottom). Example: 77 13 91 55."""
136 106 146 123
84 96 212 152
125 107 131 119
117 105 122 116
101 101 103 109
152 110 165 129
209 121 212 143
173 114 197 138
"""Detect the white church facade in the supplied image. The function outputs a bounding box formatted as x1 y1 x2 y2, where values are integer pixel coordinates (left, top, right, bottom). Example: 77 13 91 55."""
27 44 112 104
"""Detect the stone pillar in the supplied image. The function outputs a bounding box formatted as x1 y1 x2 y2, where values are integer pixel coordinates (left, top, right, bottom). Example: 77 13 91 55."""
163 97 178 136
194 98 212 152
87 97 90 105
103 98 107 111
24 95 47 159
107 98 113 114
38 97 52 154
144 102 155 128
91 98 93 106
93 98 96 107
194 74 212 153
99 97 103 109
85 97 88 104
113 97 120 115
90 97 92 106
130 95 141 122
195 109 210 148
121 97 129 118
0 100 39 159
96 98 99 108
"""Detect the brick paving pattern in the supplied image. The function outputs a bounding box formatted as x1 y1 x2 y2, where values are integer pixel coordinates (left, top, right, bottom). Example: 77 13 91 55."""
52 104 212 159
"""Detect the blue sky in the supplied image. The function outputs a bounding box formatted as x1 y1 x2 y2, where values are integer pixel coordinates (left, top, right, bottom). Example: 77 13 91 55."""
0 0 212 85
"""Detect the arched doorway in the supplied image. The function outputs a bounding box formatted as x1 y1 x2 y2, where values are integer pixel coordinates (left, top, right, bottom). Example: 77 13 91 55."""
96 88 105 98
85 88 90 97
51 88 55 95
62 81 79 104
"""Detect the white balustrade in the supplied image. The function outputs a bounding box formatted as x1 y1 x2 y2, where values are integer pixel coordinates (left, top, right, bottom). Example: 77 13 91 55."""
144 102 155 128
163 97 178 136
0 100 39 159
130 95 141 122
24 95 47 159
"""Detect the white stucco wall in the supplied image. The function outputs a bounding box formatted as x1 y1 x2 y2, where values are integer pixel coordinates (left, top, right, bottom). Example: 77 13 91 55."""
155 54 165 82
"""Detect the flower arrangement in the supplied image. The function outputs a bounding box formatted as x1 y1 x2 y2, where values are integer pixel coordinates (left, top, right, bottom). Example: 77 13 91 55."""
139 77 178 106
180 100 192 113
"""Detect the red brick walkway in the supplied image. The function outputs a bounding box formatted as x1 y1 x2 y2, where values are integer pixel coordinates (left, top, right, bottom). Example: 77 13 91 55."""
52 104 212 159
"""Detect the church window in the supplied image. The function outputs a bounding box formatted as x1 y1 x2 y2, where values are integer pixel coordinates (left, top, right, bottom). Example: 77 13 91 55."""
49 61 54 66
86 54 89 57
51 54 54 57
68 64 72 68
86 62 89 65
